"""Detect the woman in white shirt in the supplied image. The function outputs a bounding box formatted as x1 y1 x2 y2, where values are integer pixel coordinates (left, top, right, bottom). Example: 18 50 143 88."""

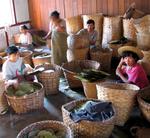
19 25 33 51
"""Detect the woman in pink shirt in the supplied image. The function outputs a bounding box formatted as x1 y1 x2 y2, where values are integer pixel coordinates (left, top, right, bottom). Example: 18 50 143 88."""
116 46 149 89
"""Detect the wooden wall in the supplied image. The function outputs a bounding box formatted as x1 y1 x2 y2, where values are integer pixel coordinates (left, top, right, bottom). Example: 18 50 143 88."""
28 0 150 31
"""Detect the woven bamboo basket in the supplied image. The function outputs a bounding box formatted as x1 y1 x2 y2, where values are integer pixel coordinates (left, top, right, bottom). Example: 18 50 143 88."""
67 48 89 62
102 16 122 46
5 82 44 114
17 120 73 138
134 15 150 33
90 48 112 72
0 51 6 57
139 50 150 76
137 33 150 51
137 86 150 122
0 79 8 114
20 51 33 66
82 80 105 99
36 64 61 95
62 99 115 138
123 19 137 43
96 82 139 126
32 53 51 67
62 60 100 89
66 15 83 35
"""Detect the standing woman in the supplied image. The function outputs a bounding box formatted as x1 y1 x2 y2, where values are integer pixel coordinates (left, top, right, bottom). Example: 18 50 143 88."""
44 10 67 65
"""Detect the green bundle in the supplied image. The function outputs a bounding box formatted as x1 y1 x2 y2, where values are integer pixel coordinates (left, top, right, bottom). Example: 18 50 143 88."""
75 69 110 82
6 82 40 97
24 129 66 138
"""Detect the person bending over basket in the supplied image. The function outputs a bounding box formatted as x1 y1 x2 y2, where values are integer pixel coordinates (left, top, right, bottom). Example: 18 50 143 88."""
116 46 149 89
2 46 33 89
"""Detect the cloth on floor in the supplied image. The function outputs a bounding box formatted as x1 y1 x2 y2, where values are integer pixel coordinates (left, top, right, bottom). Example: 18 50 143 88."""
70 101 115 123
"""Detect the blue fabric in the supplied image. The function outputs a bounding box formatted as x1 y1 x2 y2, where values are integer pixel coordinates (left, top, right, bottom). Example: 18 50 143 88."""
70 101 114 123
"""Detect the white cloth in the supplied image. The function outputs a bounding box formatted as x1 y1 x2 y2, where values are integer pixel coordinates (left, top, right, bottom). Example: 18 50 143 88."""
2 57 25 81
19 32 33 44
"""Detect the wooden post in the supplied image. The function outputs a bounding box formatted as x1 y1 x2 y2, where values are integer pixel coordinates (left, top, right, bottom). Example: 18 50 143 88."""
4 30 9 47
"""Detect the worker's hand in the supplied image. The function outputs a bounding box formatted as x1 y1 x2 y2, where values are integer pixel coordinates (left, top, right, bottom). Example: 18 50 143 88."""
5 79 19 90
119 57 125 65
24 64 33 74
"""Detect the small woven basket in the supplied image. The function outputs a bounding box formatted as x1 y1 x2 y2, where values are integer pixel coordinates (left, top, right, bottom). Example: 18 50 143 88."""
5 82 44 114
17 120 73 138
82 80 105 99
32 53 51 67
137 86 150 122
62 99 115 138
0 79 8 113
96 82 139 126
90 48 112 72
62 60 100 89
20 50 33 66
36 64 61 95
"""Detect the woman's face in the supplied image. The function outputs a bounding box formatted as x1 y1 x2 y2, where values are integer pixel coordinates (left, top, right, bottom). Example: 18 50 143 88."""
87 23 95 32
20 28 27 34
123 56 136 66
50 16 58 22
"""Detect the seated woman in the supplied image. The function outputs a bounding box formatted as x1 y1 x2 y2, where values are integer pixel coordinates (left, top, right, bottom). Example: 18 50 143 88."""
77 19 98 49
18 25 33 51
116 46 149 89
2 46 33 89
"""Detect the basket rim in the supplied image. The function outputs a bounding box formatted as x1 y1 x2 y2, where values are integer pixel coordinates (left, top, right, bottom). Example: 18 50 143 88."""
5 82 43 99
62 98 116 124
17 120 73 138
96 82 140 91
61 60 100 72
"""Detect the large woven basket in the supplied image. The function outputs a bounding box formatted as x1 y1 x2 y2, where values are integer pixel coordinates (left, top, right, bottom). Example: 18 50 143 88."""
137 33 150 51
62 99 115 138
90 48 112 72
96 82 139 126
67 47 89 62
62 60 100 89
137 86 150 122
36 64 61 95
17 120 73 138
5 82 44 114
0 78 8 113
32 53 51 67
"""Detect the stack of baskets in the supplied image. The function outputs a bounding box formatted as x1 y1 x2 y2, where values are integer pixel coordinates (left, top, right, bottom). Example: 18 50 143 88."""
0 77 8 114
90 48 112 72
32 53 51 67
137 86 150 122
36 64 61 95
96 82 139 126
17 120 73 138
62 60 100 89
62 99 115 138
5 82 44 114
